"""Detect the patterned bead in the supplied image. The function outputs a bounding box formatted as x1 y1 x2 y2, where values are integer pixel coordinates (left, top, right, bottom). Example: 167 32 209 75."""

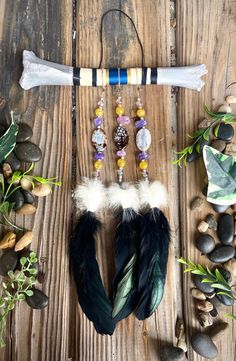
135 119 147 128
113 125 129 150
94 152 104 160
95 108 104 117
117 116 131 125
92 128 107 152
94 160 103 170
137 108 145 118
117 149 126 157
139 160 148 170
138 151 149 161
117 158 126 168
94 117 103 126
115 106 125 116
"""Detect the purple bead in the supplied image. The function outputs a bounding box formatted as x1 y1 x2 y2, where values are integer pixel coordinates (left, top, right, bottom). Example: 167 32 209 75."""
117 149 126 157
117 116 131 125
138 151 149 161
94 152 104 160
94 117 103 126
135 119 147 128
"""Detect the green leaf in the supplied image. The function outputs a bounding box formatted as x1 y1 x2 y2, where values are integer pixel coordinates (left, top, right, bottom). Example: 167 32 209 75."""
25 290 34 297
0 174 5 194
17 294 26 301
191 270 205 275
196 142 201 154
214 124 220 137
225 313 236 320
177 257 189 265
184 268 194 273
11 170 22 183
0 119 19 163
215 268 230 287
201 278 213 283
28 268 37 275
211 283 231 291
20 257 27 266
217 291 234 299
0 202 11 215
206 266 214 277
203 128 210 141
23 163 35 175
197 264 207 274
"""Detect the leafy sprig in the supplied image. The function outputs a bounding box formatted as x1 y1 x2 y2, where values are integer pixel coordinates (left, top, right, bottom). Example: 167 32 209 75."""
173 106 236 167
0 252 37 348
178 257 235 299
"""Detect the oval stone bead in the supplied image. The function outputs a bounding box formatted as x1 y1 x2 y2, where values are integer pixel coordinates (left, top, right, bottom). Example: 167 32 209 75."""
26 288 49 309
92 129 107 152
136 128 151 151
113 125 129 150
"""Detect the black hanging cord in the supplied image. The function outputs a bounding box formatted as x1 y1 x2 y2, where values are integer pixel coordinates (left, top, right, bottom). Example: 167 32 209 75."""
98 9 145 69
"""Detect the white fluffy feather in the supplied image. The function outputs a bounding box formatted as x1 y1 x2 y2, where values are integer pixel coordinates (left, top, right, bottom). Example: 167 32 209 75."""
73 178 107 212
107 183 140 212
138 180 168 209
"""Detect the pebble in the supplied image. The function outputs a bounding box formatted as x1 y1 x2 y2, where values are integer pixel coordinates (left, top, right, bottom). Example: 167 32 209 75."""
16 123 33 143
4 152 21 171
210 139 226 152
216 123 234 141
16 204 36 215
191 332 218 359
197 220 209 233
197 311 213 328
209 295 222 310
191 288 206 300
25 288 49 309
225 95 236 104
190 196 204 210
208 322 229 342
218 104 232 113
160 346 185 361
211 203 230 213
21 189 35 204
224 143 236 156
216 293 234 306
20 176 32 190
224 259 236 277
2 163 12 179
195 234 215 254
8 189 24 210
206 214 218 231
192 274 214 293
217 213 234 245
14 231 33 251
209 245 235 263
0 232 16 249
187 140 209 163
32 183 51 197
0 249 18 276
198 118 213 129
210 307 218 318
14 142 42 163
195 300 214 312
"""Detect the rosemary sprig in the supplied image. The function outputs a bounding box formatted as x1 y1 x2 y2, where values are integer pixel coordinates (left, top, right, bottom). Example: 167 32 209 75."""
0 252 37 348
178 257 235 299
173 106 236 167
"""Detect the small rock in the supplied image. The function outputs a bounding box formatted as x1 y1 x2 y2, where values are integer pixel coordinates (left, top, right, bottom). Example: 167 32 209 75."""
192 274 214 293
208 322 229 341
209 307 218 318
8 189 24 210
216 123 234 142
187 140 209 163
209 245 235 263
217 213 234 245
160 346 185 361
190 196 204 210
175 320 187 352
206 292 215 299
210 139 226 152
197 221 209 233
0 232 16 249
0 97 6 109
21 189 35 204
32 183 51 197
225 95 236 104
16 123 33 143
195 300 214 312
16 204 36 215
206 214 218 231
224 143 236 156
191 332 218 359
25 288 49 309
2 163 12 179
218 104 232 113
191 288 206 300
15 142 42 163
195 234 215 254
210 295 222 310
37 271 46 284
197 311 213 328
0 249 18 276
224 259 236 277
211 203 230 213
20 176 32 190
216 293 234 306
198 118 213 129
14 231 33 251
4 152 21 171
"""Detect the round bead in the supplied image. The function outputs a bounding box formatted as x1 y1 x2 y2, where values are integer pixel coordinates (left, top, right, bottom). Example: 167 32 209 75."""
139 160 148 170
94 152 104 160
117 116 131 125
117 158 126 168
94 117 103 126
115 106 125 116
117 149 126 157
137 108 146 118
95 108 104 117
94 160 103 170
138 151 149 161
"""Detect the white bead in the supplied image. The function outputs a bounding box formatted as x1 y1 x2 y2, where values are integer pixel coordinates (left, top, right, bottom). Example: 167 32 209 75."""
136 128 151 151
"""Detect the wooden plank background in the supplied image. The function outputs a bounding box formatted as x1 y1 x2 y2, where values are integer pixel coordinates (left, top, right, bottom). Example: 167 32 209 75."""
0 0 235 360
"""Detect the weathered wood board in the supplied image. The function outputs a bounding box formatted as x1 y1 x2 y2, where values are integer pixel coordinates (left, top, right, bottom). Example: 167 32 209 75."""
0 0 235 360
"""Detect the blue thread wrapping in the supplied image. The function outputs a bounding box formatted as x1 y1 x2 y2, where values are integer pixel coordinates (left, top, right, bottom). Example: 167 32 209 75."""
109 68 128 85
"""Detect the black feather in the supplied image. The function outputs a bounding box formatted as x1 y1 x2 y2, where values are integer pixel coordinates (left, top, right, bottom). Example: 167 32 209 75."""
112 208 139 321
70 211 116 335
135 207 170 320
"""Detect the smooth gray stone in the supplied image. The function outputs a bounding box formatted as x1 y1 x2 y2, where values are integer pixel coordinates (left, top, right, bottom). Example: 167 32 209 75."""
216 123 234 141
191 332 218 359
209 246 235 263
195 235 215 254
216 293 234 306
26 288 48 309
16 123 33 142
192 274 214 293
21 189 35 204
160 346 185 361
217 213 234 245
0 249 18 276
5 152 21 170
8 188 24 210
15 142 42 163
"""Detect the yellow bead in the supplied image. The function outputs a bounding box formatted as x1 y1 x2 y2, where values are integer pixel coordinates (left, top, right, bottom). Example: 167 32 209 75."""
137 108 145 118
117 158 126 168
115 106 125 116
95 108 104 117
139 160 148 170
94 160 103 170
